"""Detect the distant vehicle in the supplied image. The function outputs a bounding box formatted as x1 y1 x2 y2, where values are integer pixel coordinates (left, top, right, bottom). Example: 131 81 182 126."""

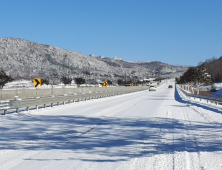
125 84 131 86
149 85 156 91
168 85 173 88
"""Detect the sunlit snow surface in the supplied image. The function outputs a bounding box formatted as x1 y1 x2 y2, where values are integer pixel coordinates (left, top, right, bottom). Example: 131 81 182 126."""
1 83 222 170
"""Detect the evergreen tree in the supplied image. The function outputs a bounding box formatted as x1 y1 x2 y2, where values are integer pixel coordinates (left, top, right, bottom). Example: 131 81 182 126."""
0 70 14 89
61 76 72 85
41 78 50 85
107 80 112 86
117 79 123 86
74 77 85 87
177 67 212 94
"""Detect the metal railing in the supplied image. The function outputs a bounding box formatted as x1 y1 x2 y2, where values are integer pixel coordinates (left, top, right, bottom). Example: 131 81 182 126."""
0 86 148 100
0 82 166 114
1 86 150 114
0 101 11 114
177 85 222 104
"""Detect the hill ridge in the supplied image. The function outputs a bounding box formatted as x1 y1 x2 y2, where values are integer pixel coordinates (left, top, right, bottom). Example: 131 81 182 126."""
0 37 187 83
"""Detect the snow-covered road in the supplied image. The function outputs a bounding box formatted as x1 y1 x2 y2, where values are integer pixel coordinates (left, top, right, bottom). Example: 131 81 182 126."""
1 83 222 170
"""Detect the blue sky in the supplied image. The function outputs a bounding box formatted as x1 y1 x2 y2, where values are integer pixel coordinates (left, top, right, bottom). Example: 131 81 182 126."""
1 0 222 66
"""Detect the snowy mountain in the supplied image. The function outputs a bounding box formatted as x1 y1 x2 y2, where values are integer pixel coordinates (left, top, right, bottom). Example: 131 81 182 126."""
0 37 187 83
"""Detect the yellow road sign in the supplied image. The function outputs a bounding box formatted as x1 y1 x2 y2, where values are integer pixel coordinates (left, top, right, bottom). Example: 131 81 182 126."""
103 81 108 87
130 83 133 86
33 78 41 88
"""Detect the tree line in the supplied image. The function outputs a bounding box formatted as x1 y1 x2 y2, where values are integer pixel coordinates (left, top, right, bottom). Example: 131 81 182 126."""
0 70 114 89
176 56 222 92
176 67 212 87
41 77 86 87
197 56 222 83
1 69 164 89
0 71 87 89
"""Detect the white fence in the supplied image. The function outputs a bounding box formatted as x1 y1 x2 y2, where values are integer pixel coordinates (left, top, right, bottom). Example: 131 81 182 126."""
177 85 222 104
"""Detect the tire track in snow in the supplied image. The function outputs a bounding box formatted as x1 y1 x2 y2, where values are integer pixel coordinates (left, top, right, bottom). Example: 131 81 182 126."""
181 105 203 170
177 85 222 166
151 99 174 170
174 87 203 169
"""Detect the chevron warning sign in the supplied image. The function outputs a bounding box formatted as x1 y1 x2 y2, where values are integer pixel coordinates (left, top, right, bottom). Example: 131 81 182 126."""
103 81 108 87
33 78 41 88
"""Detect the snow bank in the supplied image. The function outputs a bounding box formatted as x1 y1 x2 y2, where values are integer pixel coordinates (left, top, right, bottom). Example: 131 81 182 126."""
214 89 222 96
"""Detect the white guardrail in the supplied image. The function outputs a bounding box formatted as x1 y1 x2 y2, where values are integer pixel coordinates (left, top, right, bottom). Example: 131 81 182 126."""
177 85 222 105
0 82 166 115
0 86 151 115
0 86 148 100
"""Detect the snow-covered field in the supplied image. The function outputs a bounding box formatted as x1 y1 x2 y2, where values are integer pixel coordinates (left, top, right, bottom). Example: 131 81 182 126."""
3 80 109 90
1 83 222 169
3 80 78 89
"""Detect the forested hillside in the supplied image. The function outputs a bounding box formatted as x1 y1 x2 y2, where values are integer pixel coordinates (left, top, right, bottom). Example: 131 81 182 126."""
198 56 222 83
0 37 187 82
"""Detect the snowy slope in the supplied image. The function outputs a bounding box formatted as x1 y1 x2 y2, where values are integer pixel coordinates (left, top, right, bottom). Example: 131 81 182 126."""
0 37 187 82
1 83 222 169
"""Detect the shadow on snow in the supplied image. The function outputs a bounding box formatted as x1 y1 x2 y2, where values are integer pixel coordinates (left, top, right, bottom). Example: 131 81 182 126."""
0 87 221 162
175 86 222 114
1 114 222 162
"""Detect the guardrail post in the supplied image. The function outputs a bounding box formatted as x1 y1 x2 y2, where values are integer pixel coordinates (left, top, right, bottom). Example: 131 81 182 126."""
63 101 65 105
44 104 46 108
57 102 59 106
36 105 38 110
16 88 18 96
4 110 7 115
51 103 53 107
16 108 19 113
27 107 29 111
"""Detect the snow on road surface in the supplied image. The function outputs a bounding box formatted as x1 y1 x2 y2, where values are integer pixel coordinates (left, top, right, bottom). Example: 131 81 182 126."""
1 83 222 170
